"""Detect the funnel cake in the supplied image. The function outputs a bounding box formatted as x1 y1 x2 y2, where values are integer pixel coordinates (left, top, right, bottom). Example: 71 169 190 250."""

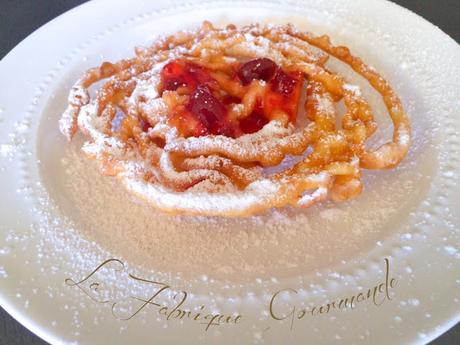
59 21 411 216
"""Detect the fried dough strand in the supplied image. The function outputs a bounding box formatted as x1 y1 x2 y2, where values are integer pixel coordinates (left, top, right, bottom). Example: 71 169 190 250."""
59 21 411 216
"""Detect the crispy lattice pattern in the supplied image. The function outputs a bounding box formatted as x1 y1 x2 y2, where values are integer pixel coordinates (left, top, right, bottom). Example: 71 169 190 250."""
60 21 411 216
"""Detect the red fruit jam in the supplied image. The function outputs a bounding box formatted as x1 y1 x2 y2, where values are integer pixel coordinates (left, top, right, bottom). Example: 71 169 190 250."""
161 60 216 92
160 58 303 138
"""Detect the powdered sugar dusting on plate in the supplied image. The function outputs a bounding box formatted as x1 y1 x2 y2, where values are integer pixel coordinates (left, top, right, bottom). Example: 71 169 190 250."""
36 134 431 285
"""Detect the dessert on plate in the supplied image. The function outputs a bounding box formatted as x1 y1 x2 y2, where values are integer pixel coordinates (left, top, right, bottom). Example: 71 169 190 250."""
59 21 411 216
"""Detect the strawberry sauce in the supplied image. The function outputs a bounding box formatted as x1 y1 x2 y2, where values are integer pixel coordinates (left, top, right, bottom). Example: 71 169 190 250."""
160 58 303 137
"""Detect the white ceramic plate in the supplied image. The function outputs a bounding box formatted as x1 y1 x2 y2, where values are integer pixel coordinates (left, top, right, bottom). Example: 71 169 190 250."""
1 0 459 344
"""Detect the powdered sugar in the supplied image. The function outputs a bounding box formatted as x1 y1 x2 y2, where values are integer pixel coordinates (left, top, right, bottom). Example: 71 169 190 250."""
34 134 431 284
343 83 362 97
165 120 292 157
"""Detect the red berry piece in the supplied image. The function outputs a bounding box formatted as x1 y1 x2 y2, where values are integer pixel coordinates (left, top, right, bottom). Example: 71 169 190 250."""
188 86 231 136
239 111 269 134
237 58 278 85
161 61 187 91
271 68 299 94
